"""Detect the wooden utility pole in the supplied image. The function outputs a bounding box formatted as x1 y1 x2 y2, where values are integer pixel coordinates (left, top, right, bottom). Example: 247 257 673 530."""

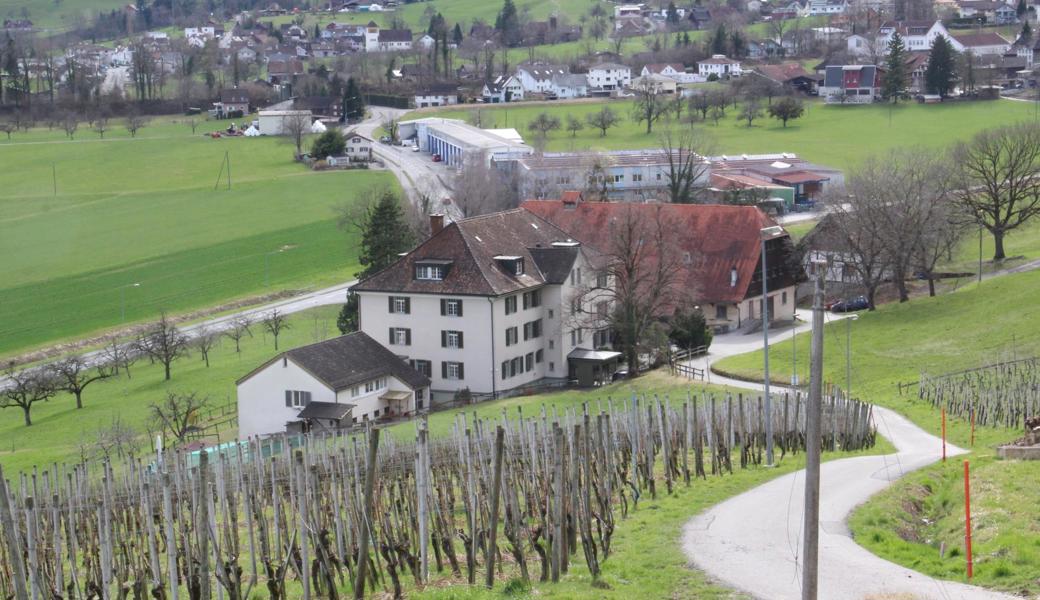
802 263 826 600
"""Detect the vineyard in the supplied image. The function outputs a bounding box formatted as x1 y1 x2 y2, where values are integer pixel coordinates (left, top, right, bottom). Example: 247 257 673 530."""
0 392 876 600
918 357 1040 430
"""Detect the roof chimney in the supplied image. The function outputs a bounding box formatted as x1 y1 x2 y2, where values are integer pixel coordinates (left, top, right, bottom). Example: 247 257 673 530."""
429 214 445 236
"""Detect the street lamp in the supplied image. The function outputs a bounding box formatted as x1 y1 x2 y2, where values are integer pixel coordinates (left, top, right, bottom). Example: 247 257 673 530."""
120 282 141 323
844 311 861 399
760 224 785 467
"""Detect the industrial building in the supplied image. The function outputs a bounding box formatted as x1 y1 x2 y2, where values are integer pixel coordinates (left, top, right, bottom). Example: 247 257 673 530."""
398 118 534 167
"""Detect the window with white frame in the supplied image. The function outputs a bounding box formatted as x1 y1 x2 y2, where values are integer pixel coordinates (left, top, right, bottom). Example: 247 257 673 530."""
505 295 518 314
389 327 411 346
389 296 410 314
415 264 445 280
505 326 519 346
364 378 387 393
443 361 464 380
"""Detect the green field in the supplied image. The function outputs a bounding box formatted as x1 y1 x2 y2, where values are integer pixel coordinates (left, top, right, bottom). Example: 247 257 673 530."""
0 0 122 29
408 98 1040 172
712 268 1040 594
0 116 395 358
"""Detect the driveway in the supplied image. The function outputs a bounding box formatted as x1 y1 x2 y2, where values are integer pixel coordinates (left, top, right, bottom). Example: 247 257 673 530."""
680 321 1015 600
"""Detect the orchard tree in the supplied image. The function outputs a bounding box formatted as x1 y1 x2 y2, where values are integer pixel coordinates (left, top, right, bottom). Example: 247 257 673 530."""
767 96 804 127
2 364 57 427
527 112 562 142
136 312 189 381
631 79 666 134
566 114 584 137
262 309 291 350
50 356 110 410
585 106 619 136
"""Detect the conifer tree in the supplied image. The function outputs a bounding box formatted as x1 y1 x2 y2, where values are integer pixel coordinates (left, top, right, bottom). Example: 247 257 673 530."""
882 31 907 102
924 35 957 98
357 190 415 279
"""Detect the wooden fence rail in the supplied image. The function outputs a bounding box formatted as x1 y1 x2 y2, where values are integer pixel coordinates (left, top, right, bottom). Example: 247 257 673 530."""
0 392 875 600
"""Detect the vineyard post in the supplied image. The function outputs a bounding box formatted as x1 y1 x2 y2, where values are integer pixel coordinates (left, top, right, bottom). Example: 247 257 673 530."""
354 427 380 600
963 460 973 579
162 473 179 600
417 424 430 584
485 427 505 589
0 466 29 600
294 452 310 600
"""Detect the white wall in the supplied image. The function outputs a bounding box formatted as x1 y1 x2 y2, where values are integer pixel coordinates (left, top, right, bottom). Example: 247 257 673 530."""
237 357 336 439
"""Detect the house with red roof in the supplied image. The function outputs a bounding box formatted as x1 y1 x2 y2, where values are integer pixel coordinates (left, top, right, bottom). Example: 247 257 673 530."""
521 198 802 333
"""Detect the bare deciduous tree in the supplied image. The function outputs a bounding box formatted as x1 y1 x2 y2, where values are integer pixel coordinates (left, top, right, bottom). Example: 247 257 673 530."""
50 355 110 410
2 364 57 427
224 315 255 353
452 151 519 217
61 112 79 139
0 120 14 140
136 312 189 380
262 310 291 350
125 112 147 137
93 113 110 138
631 79 666 134
150 391 209 443
740 97 763 127
585 106 619 137
570 205 694 374
660 129 713 204
195 326 219 368
282 112 312 157
949 122 1040 260
102 339 138 379
79 416 140 464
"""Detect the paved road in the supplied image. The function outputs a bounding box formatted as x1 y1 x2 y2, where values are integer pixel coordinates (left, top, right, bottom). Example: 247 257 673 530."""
679 324 1015 600
351 107 459 220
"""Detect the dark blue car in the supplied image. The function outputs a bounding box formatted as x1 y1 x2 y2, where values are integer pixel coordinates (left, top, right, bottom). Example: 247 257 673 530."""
829 296 869 313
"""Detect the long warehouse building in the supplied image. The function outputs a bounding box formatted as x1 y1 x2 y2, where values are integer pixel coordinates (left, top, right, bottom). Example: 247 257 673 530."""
398 118 534 167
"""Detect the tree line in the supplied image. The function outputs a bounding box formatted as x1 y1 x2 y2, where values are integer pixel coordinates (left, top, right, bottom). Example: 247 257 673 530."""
1 309 291 428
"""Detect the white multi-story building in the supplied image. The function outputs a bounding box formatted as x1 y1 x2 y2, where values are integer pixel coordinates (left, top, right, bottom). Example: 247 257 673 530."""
586 62 632 90
236 332 430 439
877 20 951 51
351 210 619 400
516 63 571 93
697 54 742 78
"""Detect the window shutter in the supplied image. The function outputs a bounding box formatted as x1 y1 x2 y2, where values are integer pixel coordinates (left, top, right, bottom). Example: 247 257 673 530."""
405 329 412 345
457 301 462 317
388 296 394 312
457 332 463 349
389 327 395 344
458 363 464 379
441 330 447 347
441 362 447 379
440 299 446 315
405 298 411 314
285 390 292 407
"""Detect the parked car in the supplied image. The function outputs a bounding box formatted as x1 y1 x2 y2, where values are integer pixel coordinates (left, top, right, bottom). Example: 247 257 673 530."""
431 153 442 162
829 296 869 312
411 144 420 152
379 136 391 144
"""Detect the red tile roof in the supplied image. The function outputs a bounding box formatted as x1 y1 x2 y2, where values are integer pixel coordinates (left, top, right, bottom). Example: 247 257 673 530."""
521 200 798 304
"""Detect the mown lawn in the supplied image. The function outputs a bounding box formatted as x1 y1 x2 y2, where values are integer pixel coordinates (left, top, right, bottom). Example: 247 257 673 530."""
0 0 122 29
406 98 1040 172
0 115 395 357
712 267 1040 595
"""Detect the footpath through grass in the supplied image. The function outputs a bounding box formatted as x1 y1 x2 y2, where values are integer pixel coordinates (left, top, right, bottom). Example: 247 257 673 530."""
0 115 395 357
713 267 1040 595
407 98 1040 172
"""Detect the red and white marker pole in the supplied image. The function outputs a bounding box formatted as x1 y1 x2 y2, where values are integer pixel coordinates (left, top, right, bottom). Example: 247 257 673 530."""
964 459 974 579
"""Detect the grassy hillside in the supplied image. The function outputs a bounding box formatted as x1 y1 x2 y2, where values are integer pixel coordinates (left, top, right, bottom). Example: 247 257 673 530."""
0 116 395 357
0 0 122 29
712 268 1040 595
406 98 1040 171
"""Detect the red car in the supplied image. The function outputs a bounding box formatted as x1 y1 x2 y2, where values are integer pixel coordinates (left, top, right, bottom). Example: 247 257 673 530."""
431 153 442 162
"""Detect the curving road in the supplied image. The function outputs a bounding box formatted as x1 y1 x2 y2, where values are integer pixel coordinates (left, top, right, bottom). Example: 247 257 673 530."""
680 330 1015 600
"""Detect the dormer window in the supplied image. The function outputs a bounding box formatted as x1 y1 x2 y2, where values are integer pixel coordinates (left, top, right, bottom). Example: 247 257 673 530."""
730 266 738 287
415 259 452 281
494 255 524 276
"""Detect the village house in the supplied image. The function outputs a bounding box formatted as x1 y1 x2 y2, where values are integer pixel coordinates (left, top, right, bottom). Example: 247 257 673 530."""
377 28 413 51
351 211 619 399
516 63 571 94
344 131 374 161
878 20 951 51
630 72 679 93
807 0 848 14
414 84 460 108
586 62 632 91
236 332 431 439
950 32 1011 55
697 54 742 78
818 65 882 103
482 75 525 103
522 198 802 334
640 63 703 83
212 88 250 118
550 74 589 99
753 63 818 94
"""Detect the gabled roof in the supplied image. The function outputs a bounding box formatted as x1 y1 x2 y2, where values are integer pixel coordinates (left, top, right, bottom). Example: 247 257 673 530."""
352 209 596 296
643 62 684 73
237 331 430 390
755 62 813 83
951 32 1009 48
220 87 250 103
378 28 412 42
521 200 799 304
